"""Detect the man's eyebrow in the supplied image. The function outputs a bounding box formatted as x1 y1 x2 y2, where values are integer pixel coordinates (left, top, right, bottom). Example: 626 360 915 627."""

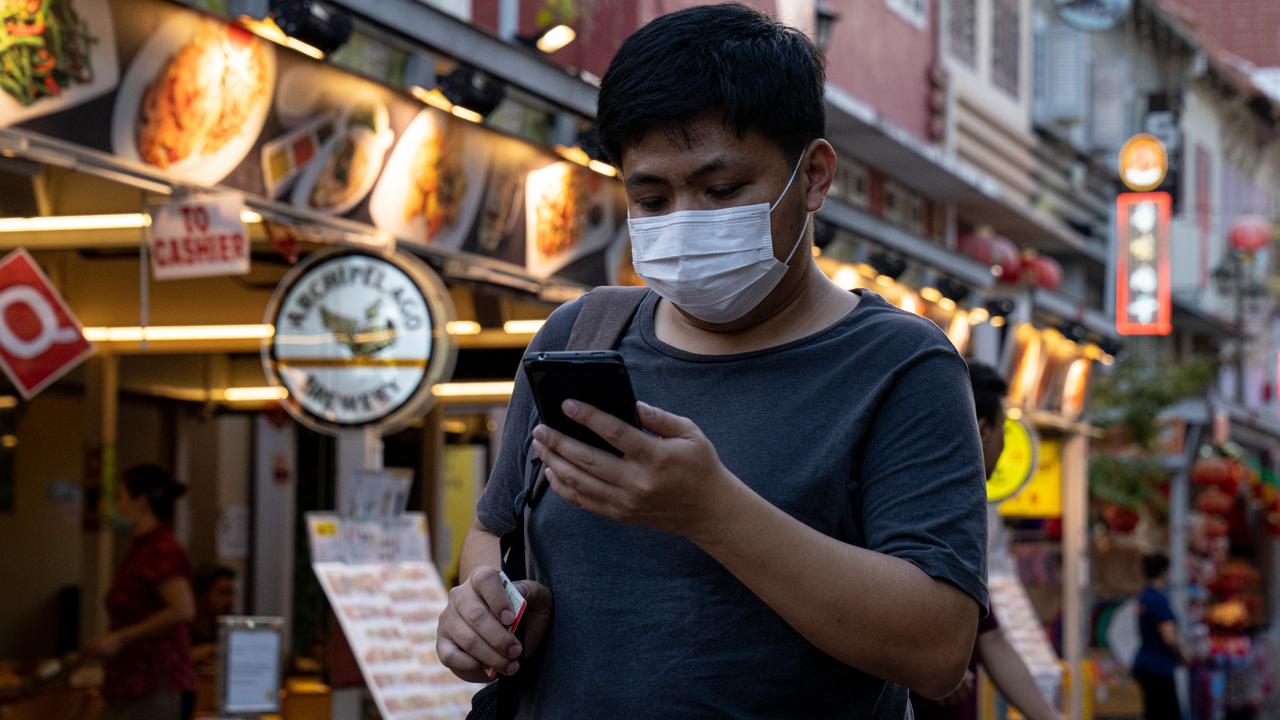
623 156 740 190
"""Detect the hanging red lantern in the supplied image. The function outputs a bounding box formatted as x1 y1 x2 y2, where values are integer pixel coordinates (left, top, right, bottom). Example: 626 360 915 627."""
1104 505 1140 533
1192 458 1233 486
1229 216 1272 254
1195 487 1235 516
1204 516 1230 539
959 232 1021 280
1020 254 1063 291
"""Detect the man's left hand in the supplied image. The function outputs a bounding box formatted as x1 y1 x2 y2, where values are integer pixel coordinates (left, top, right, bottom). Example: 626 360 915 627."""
531 400 739 539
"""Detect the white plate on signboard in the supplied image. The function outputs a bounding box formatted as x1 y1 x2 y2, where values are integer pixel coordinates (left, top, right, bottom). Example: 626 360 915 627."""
110 13 275 186
369 109 490 251
524 161 616 279
0 0 119 127
290 104 393 217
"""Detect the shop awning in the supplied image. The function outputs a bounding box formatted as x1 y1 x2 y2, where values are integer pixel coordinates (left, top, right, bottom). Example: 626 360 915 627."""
816 197 996 289
824 86 1107 265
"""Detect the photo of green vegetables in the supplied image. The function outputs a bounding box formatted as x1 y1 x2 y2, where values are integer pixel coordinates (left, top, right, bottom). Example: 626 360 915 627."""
1 0 96 107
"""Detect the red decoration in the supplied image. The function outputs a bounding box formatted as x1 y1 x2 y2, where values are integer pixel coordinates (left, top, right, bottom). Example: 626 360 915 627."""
1229 215 1272 254
1204 516 1230 539
958 232 1020 280
1020 254 1063 291
1192 457 1240 494
1195 487 1235 516
1104 505 1140 533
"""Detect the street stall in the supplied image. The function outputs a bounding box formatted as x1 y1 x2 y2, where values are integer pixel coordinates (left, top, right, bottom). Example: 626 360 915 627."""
0 0 626 715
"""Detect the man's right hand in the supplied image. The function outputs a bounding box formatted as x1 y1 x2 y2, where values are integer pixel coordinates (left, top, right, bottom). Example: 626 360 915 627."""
437 565 553 682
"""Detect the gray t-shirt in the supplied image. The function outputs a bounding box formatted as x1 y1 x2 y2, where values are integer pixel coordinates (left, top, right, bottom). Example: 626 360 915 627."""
477 289 988 719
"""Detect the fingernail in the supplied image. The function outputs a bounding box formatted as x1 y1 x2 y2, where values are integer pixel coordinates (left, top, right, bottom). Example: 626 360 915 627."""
531 439 543 458
637 401 651 415
562 399 580 416
532 425 548 442
508 643 522 658
500 609 515 625
505 661 519 675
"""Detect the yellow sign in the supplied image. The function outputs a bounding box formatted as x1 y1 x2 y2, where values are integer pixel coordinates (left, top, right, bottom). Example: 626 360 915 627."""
443 445 487 585
987 417 1038 503
999 439 1062 517
1118 134 1168 192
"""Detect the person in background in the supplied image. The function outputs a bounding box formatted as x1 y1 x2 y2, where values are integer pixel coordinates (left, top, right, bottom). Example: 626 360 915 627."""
83 465 196 720
1133 553 1184 720
913 363 1062 720
190 564 237 667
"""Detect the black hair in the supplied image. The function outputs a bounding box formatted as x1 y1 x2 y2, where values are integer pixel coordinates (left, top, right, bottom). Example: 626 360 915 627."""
596 3 826 167
194 564 237 595
967 361 1009 429
122 464 187 523
1142 553 1170 581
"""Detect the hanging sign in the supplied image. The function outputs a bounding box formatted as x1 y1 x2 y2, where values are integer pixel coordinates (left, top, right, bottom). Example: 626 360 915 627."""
987 416 1039 504
1115 192 1172 335
0 249 93 399
1118 134 1168 192
148 193 251 280
263 248 455 434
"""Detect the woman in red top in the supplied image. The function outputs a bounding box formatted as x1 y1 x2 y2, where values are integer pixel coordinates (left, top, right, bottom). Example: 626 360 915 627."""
83 465 197 720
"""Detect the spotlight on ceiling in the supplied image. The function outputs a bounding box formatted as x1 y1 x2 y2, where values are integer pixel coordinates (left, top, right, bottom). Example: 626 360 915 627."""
268 0 353 56
439 66 507 121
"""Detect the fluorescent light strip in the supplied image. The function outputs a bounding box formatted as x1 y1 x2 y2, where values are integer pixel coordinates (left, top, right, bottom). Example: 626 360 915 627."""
83 324 275 343
86 322 487 343
502 320 545 334
240 16 324 60
433 381 515 398
0 211 263 233
223 386 288 402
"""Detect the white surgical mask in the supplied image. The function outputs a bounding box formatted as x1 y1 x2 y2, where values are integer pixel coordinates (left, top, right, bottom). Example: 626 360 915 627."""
627 152 811 324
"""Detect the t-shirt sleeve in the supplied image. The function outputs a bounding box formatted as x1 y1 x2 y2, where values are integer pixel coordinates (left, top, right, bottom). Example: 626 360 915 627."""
856 348 989 611
475 298 583 535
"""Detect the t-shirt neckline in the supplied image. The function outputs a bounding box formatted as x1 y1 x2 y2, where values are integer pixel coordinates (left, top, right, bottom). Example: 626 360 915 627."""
637 288 883 363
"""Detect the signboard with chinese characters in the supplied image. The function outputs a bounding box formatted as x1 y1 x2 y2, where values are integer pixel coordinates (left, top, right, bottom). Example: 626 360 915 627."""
999 439 1063 518
1118 134 1168 192
1115 193 1172 335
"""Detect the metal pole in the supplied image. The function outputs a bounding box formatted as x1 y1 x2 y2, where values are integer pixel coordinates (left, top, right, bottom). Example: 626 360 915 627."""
1235 255 1245 403
1062 431 1089 720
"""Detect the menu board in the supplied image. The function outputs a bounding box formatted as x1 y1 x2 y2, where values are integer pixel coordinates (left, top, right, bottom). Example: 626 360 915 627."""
1 0 636 289
308 513 473 719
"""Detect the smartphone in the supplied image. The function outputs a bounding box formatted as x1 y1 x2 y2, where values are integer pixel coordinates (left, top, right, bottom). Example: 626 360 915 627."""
522 350 640 456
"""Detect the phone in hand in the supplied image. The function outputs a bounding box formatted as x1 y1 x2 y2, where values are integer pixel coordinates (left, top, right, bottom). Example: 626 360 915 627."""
522 350 640 456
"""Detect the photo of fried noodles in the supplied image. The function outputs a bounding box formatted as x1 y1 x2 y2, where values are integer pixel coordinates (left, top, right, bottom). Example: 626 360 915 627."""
137 24 269 169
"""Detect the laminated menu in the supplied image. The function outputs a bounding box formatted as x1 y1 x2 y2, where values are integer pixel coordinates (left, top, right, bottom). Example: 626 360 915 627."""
308 512 474 719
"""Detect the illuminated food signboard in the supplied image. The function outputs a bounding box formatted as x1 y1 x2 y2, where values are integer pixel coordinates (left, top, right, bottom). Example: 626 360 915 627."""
1115 192 1172 335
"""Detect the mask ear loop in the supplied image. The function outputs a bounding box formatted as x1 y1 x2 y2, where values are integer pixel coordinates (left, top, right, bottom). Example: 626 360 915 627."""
773 144 813 266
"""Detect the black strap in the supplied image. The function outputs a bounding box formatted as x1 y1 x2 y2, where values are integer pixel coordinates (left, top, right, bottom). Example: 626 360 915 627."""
502 287 649 584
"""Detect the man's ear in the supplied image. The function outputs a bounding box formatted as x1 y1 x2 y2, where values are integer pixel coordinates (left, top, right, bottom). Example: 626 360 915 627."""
803 139 837 214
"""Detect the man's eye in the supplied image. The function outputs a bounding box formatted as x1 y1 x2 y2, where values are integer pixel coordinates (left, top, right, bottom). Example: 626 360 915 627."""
637 198 667 212
707 184 744 200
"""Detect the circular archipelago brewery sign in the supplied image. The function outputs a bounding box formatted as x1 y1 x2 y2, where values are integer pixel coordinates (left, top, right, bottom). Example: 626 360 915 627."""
263 248 455 434
987 416 1039 504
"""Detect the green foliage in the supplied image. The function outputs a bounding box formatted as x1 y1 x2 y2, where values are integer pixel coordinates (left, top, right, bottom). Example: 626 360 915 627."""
1089 455 1168 513
536 0 577 28
1089 354 1214 449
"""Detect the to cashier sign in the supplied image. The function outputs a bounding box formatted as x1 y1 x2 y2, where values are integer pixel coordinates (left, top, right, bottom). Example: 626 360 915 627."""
0 250 93 399
149 193 250 280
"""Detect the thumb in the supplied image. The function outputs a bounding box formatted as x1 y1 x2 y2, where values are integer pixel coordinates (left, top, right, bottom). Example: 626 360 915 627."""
513 580 553 613
636 402 694 439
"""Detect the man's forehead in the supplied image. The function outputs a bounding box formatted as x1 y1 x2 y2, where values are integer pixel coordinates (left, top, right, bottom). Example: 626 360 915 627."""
621 121 776 180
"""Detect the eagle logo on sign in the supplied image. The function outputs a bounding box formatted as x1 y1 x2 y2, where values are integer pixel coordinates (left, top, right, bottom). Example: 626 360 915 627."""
320 300 397 357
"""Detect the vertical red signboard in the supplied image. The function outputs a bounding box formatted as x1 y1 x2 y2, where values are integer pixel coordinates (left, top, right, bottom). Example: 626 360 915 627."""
1115 192 1172 335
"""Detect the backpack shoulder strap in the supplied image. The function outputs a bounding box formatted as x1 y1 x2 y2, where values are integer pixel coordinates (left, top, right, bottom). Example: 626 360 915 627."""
565 286 650 351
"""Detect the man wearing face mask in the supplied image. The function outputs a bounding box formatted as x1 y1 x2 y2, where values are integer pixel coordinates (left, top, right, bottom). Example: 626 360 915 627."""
436 5 988 718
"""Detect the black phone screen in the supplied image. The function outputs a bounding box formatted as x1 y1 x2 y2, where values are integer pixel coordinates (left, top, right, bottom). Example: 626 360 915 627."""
522 351 640 456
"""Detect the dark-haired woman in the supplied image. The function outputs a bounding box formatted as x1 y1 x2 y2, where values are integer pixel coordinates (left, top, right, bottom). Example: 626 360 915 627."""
83 465 197 720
